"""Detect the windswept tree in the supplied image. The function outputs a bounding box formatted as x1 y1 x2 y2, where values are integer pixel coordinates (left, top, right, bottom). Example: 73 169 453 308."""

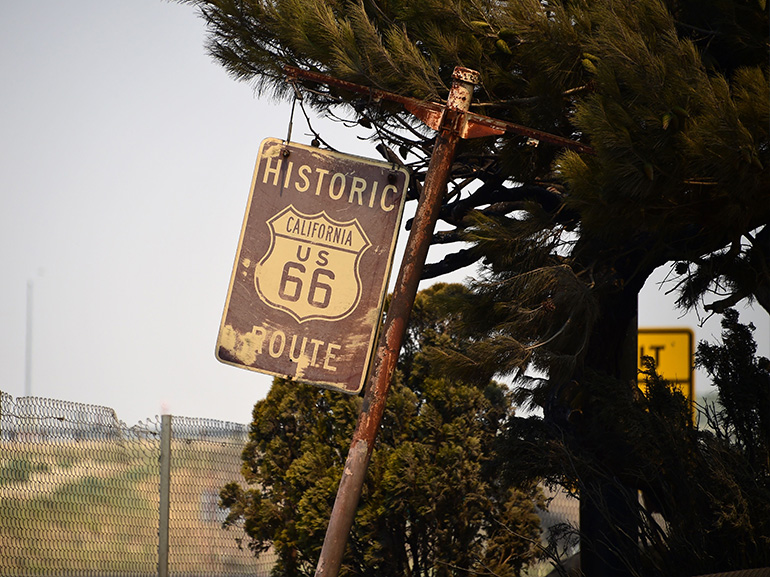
220 284 544 576
178 0 769 574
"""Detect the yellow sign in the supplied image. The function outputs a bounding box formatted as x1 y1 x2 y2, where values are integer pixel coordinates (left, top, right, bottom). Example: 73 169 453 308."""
638 328 694 406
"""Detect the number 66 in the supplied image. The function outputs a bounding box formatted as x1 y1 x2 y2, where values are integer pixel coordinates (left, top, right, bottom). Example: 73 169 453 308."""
278 262 335 309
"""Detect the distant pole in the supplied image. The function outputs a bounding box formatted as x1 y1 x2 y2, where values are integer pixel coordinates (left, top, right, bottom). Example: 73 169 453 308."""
24 280 33 397
314 67 480 577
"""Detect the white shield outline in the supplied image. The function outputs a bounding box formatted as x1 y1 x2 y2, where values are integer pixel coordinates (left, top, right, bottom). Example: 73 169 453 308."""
255 206 372 323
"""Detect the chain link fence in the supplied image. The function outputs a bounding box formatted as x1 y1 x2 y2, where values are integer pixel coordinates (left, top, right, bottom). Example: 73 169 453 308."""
0 391 274 577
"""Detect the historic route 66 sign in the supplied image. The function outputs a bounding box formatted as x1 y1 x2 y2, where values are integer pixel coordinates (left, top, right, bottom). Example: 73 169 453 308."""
216 138 409 393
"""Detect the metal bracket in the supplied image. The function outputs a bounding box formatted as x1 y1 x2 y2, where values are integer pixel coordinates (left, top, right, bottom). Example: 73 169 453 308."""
283 65 593 154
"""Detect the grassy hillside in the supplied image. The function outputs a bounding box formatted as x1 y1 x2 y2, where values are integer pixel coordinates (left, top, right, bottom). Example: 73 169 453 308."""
0 438 274 576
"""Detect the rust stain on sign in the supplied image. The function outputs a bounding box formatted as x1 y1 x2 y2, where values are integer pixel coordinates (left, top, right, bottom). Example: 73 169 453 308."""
216 138 409 393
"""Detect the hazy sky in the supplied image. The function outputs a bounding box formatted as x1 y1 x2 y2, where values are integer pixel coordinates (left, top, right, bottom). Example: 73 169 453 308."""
2 1 767 426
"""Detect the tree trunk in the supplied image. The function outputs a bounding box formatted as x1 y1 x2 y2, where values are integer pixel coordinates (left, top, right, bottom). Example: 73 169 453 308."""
578 284 641 577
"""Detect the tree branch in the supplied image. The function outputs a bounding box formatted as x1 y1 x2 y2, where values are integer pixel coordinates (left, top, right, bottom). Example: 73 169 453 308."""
422 248 481 279
438 182 573 226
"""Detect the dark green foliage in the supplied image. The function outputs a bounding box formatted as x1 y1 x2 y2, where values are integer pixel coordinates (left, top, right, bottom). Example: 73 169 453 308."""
177 0 769 573
220 379 358 573
697 309 770 484
220 284 544 577
176 0 769 343
497 320 770 575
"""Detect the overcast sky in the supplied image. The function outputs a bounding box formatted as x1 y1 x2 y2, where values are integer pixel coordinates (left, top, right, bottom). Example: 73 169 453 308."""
1 1 767 426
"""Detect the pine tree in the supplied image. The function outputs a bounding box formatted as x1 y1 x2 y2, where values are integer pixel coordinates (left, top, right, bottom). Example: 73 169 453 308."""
174 0 768 380
178 0 769 573
220 284 544 577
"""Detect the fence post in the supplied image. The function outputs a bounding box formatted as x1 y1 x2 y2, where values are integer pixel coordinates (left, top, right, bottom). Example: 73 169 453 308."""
159 414 171 577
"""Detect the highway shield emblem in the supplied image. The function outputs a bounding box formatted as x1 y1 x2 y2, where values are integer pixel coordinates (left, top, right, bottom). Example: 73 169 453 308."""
255 206 372 323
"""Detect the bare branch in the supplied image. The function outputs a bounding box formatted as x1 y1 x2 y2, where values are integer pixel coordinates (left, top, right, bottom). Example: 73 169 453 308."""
422 248 481 279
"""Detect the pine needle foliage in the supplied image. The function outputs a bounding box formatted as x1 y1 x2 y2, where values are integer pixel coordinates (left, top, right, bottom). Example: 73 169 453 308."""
178 0 769 573
179 0 767 381
177 0 767 304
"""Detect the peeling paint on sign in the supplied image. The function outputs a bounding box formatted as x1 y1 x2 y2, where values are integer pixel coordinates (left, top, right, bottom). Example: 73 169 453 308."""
216 138 409 394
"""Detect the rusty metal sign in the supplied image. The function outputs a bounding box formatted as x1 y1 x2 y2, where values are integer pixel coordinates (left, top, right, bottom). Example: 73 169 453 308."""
216 138 409 393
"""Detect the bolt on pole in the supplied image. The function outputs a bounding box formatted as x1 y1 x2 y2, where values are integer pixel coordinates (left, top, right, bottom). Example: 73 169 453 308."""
314 66 480 577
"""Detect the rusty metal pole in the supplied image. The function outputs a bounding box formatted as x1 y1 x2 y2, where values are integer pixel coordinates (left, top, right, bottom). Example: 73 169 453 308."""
314 67 480 577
